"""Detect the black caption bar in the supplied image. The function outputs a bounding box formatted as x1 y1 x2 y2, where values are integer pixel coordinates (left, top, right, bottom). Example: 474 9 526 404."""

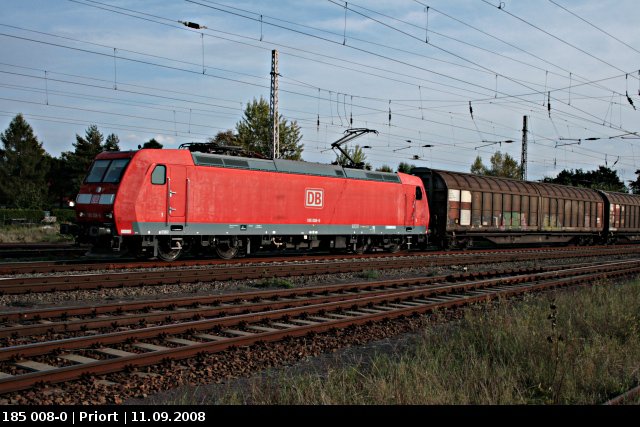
0 407 207 426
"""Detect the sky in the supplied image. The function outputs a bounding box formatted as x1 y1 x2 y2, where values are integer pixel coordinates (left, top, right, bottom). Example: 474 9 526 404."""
1 0 639 185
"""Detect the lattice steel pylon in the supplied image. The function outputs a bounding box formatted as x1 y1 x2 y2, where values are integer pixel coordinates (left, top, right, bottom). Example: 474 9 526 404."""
270 49 279 159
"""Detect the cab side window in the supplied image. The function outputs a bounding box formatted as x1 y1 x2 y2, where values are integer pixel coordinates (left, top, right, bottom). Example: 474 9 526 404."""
415 186 423 200
151 165 166 185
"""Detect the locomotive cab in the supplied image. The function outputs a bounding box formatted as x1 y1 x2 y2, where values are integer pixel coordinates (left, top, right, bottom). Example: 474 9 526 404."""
71 151 134 250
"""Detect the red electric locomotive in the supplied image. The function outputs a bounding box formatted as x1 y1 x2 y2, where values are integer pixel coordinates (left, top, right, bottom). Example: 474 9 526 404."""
66 144 429 261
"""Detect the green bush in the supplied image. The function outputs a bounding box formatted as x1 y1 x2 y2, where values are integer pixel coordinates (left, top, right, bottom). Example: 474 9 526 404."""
52 209 76 223
0 209 45 224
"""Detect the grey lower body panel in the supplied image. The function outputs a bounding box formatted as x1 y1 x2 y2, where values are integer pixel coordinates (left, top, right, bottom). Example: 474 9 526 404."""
126 222 427 237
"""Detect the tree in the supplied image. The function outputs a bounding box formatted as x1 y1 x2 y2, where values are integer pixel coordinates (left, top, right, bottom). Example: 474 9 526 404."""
544 166 627 192
0 114 49 208
60 125 108 200
488 151 520 179
47 156 75 208
210 130 237 146
470 155 486 175
397 162 417 173
104 133 120 151
376 165 393 172
470 151 521 179
335 144 368 169
630 169 640 194
140 138 163 149
235 97 303 160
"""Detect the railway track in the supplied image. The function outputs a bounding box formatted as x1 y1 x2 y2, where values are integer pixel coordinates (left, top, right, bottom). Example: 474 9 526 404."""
0 258 638 396
1 244 637 276
0 265 553 342
0 243 89 260
0 245 638 295
604 385 640 405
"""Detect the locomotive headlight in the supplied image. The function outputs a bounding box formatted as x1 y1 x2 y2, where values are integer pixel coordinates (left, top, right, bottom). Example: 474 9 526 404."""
105 212 113 219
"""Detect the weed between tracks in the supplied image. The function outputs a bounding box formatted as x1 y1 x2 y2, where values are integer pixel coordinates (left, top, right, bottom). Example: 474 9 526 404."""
359 270 380 280
254 278 294 289
211 278 640 404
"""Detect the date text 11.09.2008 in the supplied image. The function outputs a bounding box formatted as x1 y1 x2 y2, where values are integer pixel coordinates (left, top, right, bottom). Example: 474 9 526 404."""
1 410 206 424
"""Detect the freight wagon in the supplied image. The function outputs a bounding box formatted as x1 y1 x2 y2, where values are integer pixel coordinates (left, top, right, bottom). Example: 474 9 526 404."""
412 168 605 248
412 168 640 248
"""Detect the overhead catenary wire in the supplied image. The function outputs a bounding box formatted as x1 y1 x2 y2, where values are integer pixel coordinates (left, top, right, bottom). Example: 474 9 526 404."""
319 1 639 133
65 0 636 111
411 0 635 97
2 62 632 172
547 0 640 56
479 0 637 77
181 0 638 139
0 40 632 147
1 0 638 179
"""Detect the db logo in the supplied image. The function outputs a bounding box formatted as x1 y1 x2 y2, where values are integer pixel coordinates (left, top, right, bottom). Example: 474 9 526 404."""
305 188 324 208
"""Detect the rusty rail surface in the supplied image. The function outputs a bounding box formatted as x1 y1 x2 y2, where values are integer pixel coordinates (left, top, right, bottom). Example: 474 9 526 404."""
0 259 638 395
0 243 88 260
603 385 640 405
1 246 639 295
0 266 554 338
1 244 637 275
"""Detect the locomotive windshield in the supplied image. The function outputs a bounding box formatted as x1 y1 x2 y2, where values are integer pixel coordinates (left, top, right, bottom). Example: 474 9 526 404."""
85 159 130 183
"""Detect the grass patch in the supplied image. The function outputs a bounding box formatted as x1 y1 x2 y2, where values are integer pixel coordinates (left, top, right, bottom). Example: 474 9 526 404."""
214 279 640 404
254 278 294 289
8 300 33 308
359 270 380 280
0 224 73 243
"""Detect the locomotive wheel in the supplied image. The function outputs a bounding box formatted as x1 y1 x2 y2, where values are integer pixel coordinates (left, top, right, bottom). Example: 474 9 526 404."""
387 244 401 253
157 239 182 262
215 239 239 259
386 238 403 253
355 237 371 254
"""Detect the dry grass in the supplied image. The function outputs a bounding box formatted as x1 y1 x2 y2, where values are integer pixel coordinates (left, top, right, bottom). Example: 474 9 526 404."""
0 224 73 243
210 279 640 404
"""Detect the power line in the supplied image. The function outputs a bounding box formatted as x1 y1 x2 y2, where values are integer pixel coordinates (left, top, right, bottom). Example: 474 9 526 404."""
411 0 634 99
0 68 246 113
69 0 634 113
185 0 511 95
480 0 637 76
2 54 634 166
2 1 637 176
183 0 639 141
547 0 640 56
349 1 569 83
197 0 493 76
322 0 639 134
68 0 483 100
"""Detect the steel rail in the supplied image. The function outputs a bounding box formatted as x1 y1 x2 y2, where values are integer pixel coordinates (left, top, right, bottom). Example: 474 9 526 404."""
0 259 638 395
0 261 620 338
603 385 640 405
0 244 636 275
1 246 639 295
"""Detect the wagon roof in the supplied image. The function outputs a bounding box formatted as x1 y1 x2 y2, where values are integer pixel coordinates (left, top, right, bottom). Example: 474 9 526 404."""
414 168 601 201
600 191 640 206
